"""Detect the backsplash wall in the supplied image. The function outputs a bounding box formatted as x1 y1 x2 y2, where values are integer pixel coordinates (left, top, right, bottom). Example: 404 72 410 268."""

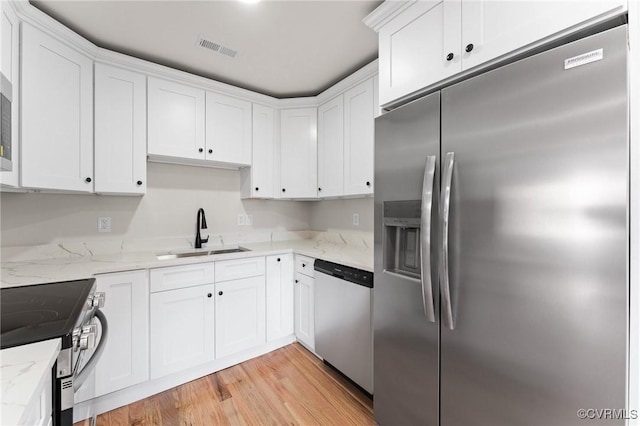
0 163 311 247
309 198 374 233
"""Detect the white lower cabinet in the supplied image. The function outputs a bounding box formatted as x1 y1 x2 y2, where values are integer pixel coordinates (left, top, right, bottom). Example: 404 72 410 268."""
75 270 149 403
266 254 294 341
150 283 215 379
94 270 149 397
294 273 315 350
215 276 266 358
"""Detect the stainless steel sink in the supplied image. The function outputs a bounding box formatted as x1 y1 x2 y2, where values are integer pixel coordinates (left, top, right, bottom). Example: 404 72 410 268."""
156 247 250 261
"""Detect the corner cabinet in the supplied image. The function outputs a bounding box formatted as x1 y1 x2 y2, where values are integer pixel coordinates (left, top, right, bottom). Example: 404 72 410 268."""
94 63 147 195
372 0 627 106
266 254 294 341
147 77 205 161
21 23 94 192
294 255 315 351
205 92 252 166
279 108 318 199
241 104 276 199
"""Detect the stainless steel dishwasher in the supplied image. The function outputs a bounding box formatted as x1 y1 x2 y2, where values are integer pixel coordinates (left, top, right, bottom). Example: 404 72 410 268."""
314 259 373 395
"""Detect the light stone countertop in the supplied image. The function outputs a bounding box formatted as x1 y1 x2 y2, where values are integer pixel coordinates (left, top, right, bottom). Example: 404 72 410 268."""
1 231 374 288
0 339 61 426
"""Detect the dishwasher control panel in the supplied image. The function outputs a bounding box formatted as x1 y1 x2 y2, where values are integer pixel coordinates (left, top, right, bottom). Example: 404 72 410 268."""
314 259 373 288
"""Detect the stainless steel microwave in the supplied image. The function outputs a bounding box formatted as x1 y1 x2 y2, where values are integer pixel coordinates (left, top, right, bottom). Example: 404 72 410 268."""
1 72 12 172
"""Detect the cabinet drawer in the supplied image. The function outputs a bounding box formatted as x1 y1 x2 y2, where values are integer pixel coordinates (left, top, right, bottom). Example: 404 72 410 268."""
215 256 265 282
150 263 215 293
295 255 315 277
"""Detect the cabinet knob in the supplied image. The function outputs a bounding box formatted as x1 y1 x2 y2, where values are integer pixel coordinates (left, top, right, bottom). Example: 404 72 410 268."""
198 148 204 153
85 177 92 183
295 279 299 283
465 43 474 53
277 258 281 262
137 180 143 186
366 181 371 187
446 52 454 61
318 187 322 192
302 263 306 268
208 149 213 154
218 291 223 296
282 188 286 193
255 187 259 191
207 293 212 298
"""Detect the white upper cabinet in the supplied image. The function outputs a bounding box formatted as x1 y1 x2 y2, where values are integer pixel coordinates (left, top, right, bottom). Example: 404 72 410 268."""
377 0 461 106
371 0 626 106
205 92 252 166
147 77 205 160
461 0 627 71
21 24 94 192
317 95 344 198
1 3 19 188
279 108 318 199
94 64 147 195
343 78 375 196
241 104 276 199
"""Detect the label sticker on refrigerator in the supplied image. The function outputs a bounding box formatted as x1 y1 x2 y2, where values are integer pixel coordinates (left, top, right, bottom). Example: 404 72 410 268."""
564 49 603 70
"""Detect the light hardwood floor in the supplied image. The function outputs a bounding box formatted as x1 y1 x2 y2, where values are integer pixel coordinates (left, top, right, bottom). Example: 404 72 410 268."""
76 343 375 425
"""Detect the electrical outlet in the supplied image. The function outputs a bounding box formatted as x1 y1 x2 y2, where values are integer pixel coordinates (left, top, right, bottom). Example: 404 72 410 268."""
353 213 360 226
98 216 111 233
237 214 245 226
245 214 253 226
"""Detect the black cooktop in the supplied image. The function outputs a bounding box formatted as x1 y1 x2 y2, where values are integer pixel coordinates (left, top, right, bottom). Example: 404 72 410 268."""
0 279 95 349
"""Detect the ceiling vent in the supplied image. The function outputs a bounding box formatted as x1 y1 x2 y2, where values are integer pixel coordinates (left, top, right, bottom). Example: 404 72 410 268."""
197 36 238 59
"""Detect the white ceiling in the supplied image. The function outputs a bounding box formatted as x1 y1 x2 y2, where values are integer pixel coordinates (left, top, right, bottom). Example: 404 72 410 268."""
30 0 382 98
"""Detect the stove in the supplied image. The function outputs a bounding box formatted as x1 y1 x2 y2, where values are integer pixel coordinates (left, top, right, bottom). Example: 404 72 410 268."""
1 279 96 349
0 279 107 426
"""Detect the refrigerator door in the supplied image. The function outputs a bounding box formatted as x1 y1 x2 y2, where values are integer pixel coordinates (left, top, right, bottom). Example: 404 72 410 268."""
440 26 628 426
374 91 440 426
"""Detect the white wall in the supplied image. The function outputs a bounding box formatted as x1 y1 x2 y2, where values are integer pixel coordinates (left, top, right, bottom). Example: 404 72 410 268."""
0 162 311 247
309 198 373 232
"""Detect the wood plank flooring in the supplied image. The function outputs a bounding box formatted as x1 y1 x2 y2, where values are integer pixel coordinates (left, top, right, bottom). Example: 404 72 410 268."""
76 343 374 426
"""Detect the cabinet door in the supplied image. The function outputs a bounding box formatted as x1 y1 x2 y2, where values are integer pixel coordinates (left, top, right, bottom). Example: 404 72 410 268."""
280 108 317 198
147 77 205 160
343 78 374 196
94 64 146 195
1 3 19 188
461 0 627 71
94 270 149 397
150 284 215 379
378 0 461 106
245 104 275 198
215 276 266 358
205 92 252 165
317 95 344 198
266 254 294 341
294 273 315 350
21 24 94 192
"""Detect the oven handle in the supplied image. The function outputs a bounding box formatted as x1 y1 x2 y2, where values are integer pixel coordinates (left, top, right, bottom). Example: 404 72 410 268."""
73 309 108 392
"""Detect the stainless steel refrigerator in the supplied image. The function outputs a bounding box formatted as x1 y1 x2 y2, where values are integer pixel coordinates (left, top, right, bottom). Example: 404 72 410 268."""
374 25 628 426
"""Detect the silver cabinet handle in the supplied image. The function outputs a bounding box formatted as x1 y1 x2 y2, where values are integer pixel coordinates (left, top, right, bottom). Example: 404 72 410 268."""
440 152 455 330
420 155 437 322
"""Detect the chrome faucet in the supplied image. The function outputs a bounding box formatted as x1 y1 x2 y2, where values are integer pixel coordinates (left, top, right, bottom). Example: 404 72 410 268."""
195 208 209 249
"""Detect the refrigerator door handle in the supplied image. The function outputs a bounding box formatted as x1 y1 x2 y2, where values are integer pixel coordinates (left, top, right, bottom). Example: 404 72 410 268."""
420 155 437 323
440 152 455 330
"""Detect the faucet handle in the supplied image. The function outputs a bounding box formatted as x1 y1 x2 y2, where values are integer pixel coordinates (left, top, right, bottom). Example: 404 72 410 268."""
202 235 209 244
